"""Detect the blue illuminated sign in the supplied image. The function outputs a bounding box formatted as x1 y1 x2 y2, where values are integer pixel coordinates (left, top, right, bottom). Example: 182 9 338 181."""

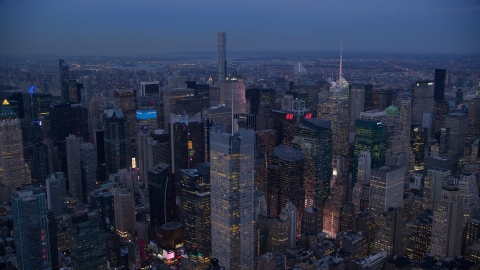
29 86 36 94
136 110 157 120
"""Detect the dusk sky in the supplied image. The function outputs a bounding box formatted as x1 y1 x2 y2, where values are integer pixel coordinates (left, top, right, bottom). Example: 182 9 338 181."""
1 0 479 56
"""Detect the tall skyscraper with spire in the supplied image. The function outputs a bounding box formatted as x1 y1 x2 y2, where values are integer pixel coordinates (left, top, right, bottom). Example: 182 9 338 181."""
59 59 69 102
329 43 350 158
217 32 227 83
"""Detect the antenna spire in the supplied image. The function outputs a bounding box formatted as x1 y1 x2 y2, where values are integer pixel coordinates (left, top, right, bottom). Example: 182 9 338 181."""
339 42 343 83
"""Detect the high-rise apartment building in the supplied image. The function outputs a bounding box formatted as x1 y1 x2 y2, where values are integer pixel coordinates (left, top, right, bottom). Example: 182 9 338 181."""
104 109 131 176
217 32 227 83
458 170 480 222
210 129 255 270
412 81 434 124
423 169 450 211
68 212 107 269
430 186 463 260
434 69 446 101
0 100 28 187
12 187 53 270
267 145 305 235
368 166 405 221
373 207 404 257
293 118 332 209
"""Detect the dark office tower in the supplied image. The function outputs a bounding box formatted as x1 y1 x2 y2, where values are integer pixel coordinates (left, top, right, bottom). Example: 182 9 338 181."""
179 169 212 270
11 188 52 270
293 118 332 209
412 81 434 124
434 69 446 101
80 143 96 202
467 98 480 144
94 130 107 181
433 100 450 137
68 212 107 269
34 140 50 185
114 88 137 139
445 111 467 162
352 119 387 184
246 88 262 115
46 173 66 217
349 83 365 133
47 210 59 270
171 115 204 176
217 32 227 83
90 188 116 232
456 89 464 106
267 145 305 234
104 109 131 176
149 163 176 229
59 59 69 102
412 125 427 170
364 84 373 111
49 103 85 175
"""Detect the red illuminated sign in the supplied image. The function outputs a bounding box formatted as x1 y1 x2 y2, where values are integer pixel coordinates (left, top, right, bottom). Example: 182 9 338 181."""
305 113 312 119
286 113 294 120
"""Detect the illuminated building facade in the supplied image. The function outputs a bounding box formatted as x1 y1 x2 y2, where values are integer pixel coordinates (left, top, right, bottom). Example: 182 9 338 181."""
12 188 52 270
210 129 255 270
68 212 107 269
136 109 157 131
104 109 131 176
293 118 332 209
0 100 28 187
373 207 404 257
179 167 212 270
353 120 387 184
368 166 405 221
412 125 427 170
431 186 463 260
267 145 305 235
322 167 348 239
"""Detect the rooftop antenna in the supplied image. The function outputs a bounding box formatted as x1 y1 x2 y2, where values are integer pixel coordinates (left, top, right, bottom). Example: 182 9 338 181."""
339 42 343 83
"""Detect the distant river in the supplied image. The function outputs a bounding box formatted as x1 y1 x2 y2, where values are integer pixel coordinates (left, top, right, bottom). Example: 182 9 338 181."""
112 64 164 71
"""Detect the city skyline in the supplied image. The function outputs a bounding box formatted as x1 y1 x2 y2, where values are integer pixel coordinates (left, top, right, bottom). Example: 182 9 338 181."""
1 1 480 56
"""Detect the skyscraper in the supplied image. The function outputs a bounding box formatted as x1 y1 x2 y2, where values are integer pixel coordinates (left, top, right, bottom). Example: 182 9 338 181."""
445 111 467 161
68 212 107 269
467 97 480 144
293 118 332 209
423 169 450 211
430 186 463 260
179 167 212 269
104 109 131 176
59 59 69 102
0 100 28 187
353 120 387 183
11 187 52 270
114 188 135 235
349 83 365 133
46 172 66 217
210 129 255 270
368 166 405 221
220 77 247 115
114 88 137 139
149 163 176 230
267 145 305 235
217 32 227 83
352 150 372 211
373 207 404 257
80 143 96 202
458 170 480 222
66 134 83 200
434 69 446 101
412 81 434 124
